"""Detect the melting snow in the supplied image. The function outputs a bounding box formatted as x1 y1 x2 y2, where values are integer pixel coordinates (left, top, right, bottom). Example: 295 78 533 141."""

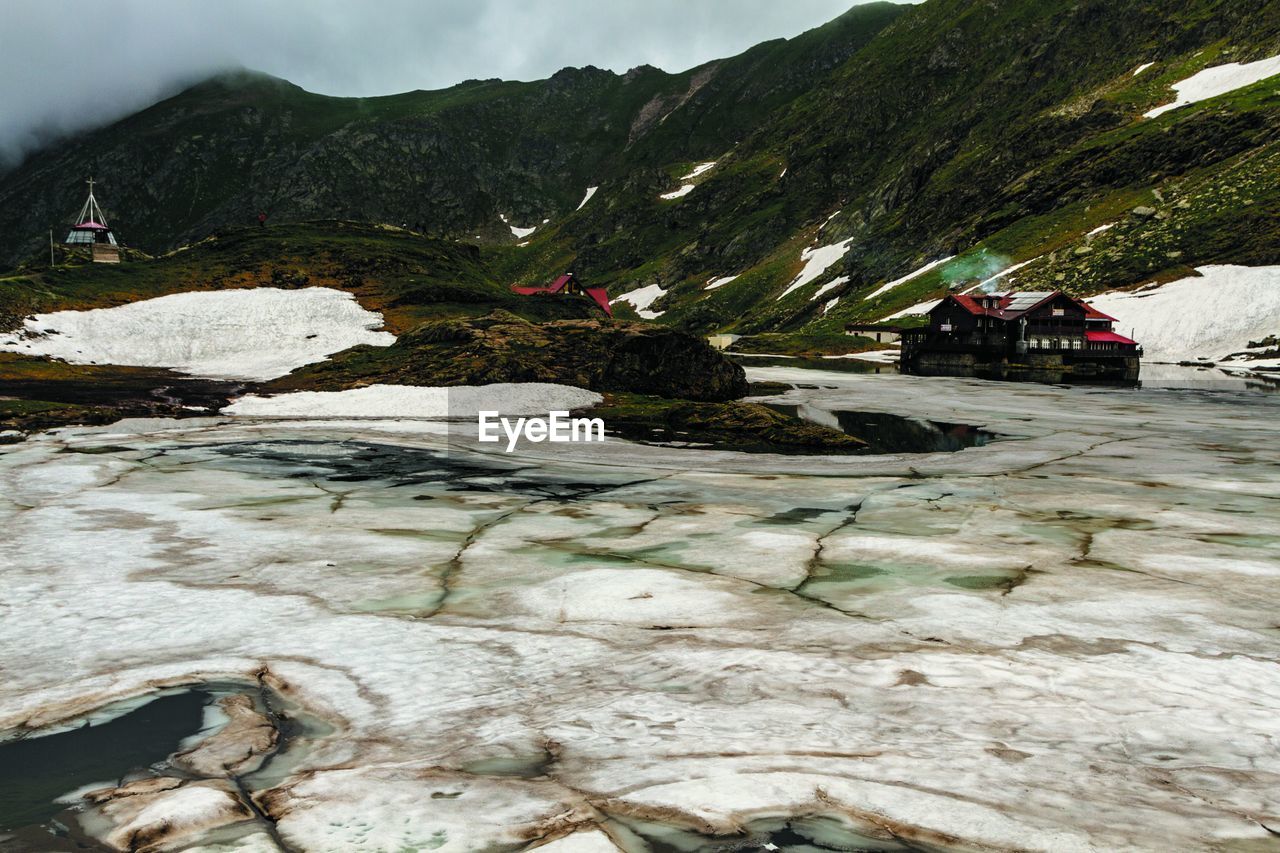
1087 223 1116 237
705 275 739 291
576 186 599 211
777 239 854 301
680 162 717 180
822 297 840 314
885 298 942 319
612 283 667 319
863 256 956 301
659 184 695 200
225 383 600 419
822 349 898 363
1145 54 1280 118
5 372 1280 850
499 214 538 239
812 276 850 302
1132 62 1156 77
0 287 394 381
1087 264 1280 363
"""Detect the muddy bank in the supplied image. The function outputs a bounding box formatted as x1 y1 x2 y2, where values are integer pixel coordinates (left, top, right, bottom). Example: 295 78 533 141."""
0 353 245 439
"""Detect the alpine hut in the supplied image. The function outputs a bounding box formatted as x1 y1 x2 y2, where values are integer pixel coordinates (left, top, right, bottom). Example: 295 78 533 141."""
511 273 612 317
64 177 120 263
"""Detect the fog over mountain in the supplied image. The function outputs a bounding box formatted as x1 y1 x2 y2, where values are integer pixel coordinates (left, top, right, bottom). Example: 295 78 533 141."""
0 0 905 168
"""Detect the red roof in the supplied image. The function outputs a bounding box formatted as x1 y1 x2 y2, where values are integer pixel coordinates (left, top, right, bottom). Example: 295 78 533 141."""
510 273 612 317
1086 330 1137 345
1083 303 1117 321
950 294 986 315
72 221 109 230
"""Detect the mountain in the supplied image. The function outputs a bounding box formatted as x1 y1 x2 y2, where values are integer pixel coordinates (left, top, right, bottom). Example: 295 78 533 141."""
2 0 1278 344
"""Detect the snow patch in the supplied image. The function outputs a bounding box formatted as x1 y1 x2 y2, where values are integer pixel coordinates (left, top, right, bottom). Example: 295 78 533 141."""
705 275 739 291
1087 223 1116 237
680 161 716 180
0 287 394 382
612 283 667 319
499 213 538 239
1132 62 1156 77
863 256 956 301
885 298 942 319
1145 54 1280 118
659 184 695 200
777 239 853 301
823 349 898 363
822 297 840 314
1088 265 1280 363
224 383 602 419
812 276 850 302
576 186 598 211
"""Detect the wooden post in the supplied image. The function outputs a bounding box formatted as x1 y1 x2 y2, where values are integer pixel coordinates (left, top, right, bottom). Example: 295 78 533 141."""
49 229 54 267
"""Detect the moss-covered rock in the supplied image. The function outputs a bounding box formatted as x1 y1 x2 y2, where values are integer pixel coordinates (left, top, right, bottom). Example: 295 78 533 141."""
593 393 866 453
271 310 750 401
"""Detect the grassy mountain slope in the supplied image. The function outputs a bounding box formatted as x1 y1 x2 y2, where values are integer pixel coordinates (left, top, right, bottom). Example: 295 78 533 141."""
0 4 906 267
2 0 1278 346
0 221 596 335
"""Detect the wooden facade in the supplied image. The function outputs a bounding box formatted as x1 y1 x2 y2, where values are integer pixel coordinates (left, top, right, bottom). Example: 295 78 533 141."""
901 290 1140 378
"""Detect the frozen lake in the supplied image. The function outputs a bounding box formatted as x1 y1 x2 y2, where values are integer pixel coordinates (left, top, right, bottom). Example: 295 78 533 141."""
2 371 1279 851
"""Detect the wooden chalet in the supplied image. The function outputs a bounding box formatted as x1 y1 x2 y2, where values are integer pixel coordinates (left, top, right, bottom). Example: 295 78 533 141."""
511 273 612 317
900 290 1140 378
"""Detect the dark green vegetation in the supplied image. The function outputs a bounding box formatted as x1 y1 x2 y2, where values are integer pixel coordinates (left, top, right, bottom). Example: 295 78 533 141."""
0 353 243 437
269 310 749 401
593 393 868 453
0 221 593 334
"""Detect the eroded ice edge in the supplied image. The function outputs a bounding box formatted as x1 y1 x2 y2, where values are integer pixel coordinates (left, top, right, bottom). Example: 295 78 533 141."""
2 364 1279 851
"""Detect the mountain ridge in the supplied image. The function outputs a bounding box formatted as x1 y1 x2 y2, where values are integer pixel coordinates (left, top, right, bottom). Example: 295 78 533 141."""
2 0 1278 343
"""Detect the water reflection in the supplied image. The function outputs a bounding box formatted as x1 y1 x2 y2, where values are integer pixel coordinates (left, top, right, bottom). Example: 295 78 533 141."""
766 404 1003 454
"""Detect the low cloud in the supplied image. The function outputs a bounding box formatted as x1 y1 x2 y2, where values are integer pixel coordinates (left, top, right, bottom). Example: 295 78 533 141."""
0 0 907 169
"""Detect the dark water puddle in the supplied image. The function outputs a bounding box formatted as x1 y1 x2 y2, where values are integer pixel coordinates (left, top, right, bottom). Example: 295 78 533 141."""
728 354 899 375
766 405 1004 454
0 689 210 832
195 439 640 500
607 813 939 852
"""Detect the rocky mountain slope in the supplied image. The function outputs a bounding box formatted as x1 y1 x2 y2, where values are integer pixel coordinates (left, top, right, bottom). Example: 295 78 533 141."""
2 0 1278 343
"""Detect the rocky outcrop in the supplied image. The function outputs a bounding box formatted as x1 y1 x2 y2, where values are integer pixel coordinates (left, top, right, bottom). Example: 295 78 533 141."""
271 310 750 402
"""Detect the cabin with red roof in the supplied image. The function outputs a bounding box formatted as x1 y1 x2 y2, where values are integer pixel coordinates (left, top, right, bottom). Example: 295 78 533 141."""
511 272 612 317
901 290 1140 379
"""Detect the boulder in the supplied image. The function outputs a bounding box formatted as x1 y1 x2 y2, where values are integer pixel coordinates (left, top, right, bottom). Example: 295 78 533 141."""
273 310 749 402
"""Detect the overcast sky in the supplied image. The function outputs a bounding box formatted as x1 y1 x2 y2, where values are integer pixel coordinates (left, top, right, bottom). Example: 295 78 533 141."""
0 0 910 168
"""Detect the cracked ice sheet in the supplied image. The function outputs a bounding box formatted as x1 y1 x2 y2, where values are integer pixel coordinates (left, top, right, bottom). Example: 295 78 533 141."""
2 371 1280 850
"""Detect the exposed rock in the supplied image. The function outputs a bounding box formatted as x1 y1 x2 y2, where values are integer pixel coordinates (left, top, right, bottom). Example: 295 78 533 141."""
594 393 867 453
1131 205 1158 218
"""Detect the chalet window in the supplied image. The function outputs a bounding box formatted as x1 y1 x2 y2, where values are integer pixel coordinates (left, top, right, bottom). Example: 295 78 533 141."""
1052 308 1064 317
